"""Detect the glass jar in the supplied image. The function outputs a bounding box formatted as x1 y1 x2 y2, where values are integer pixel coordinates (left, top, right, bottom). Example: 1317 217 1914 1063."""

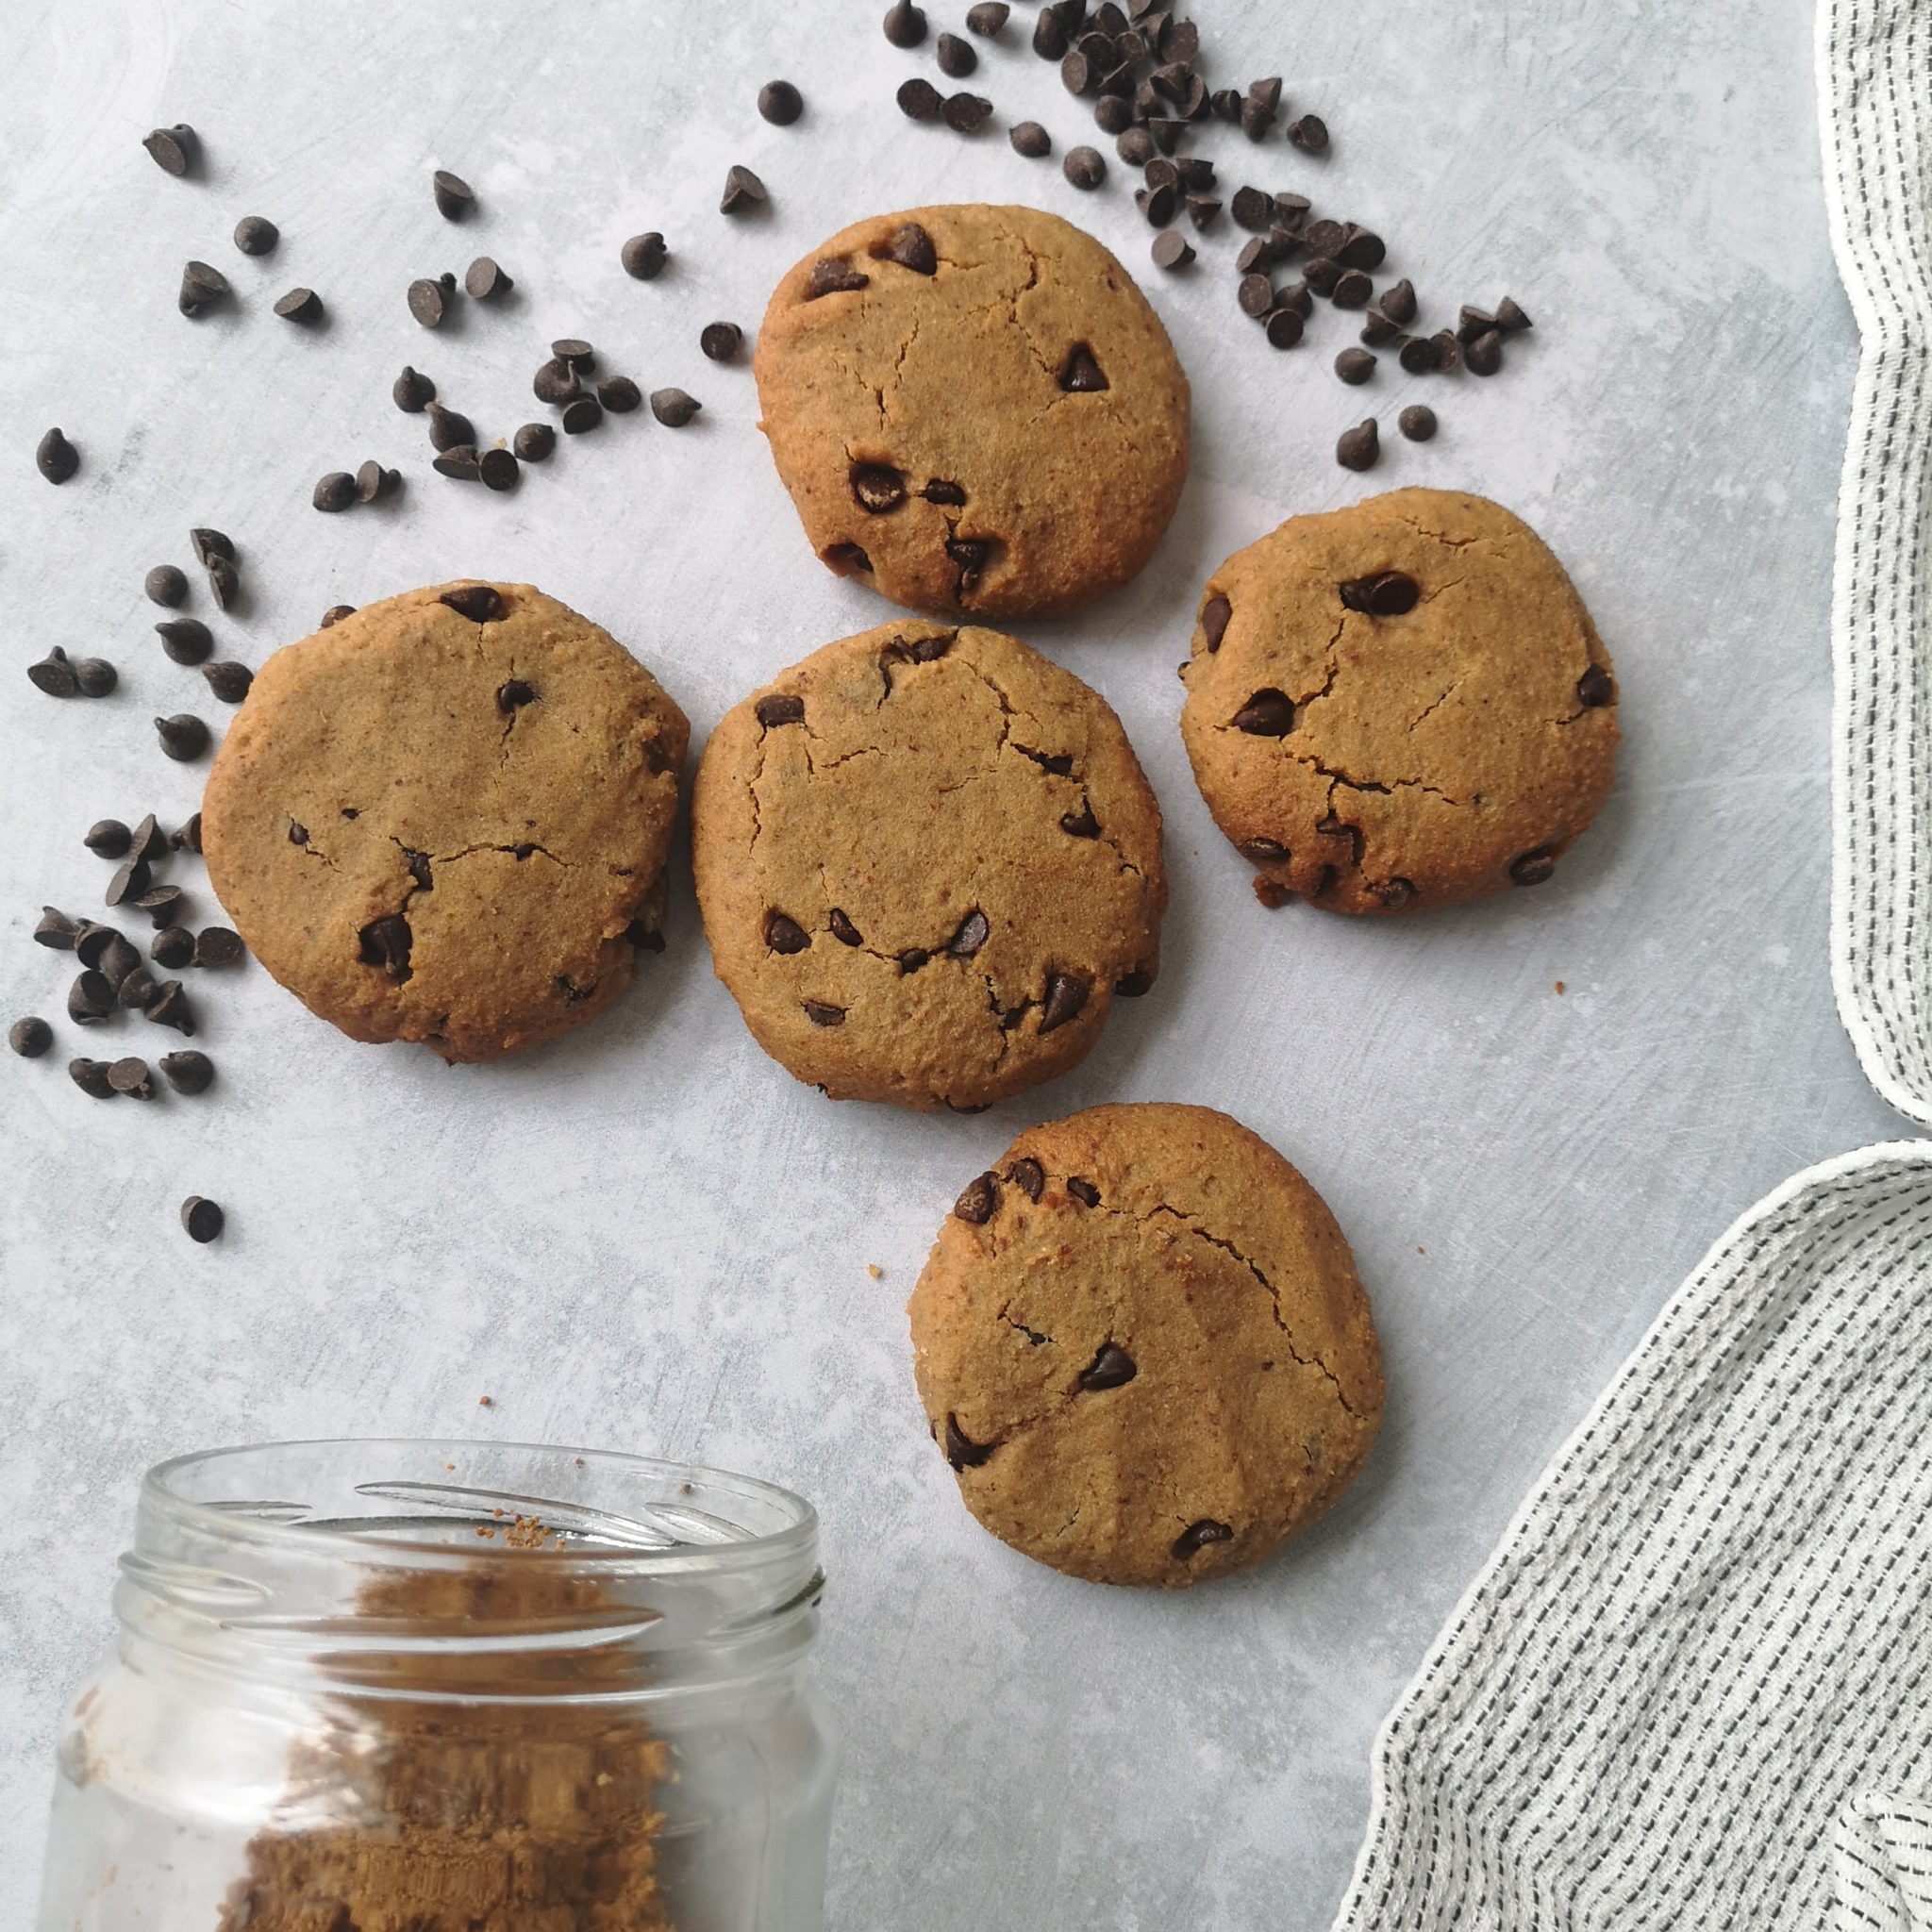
37 1439 835 1932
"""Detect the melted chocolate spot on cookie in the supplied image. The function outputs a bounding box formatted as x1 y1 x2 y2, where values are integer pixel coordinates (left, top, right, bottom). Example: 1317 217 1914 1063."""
1112 967 1154 998
1058 343 1108 391
1172 1518 1234 1559
946 908 989 957
944 1414 995 1470
764 910 810 954
497 679 537 712
807 258 870 298
1339 571 1420 617
755 693 805 727
1577 664 1615 708
1239 837 1288 861
878 222 939 275
1007 1157 1044 1201
823 541 873 575
1509 847 1558 887
1232 690 1295 736
954 1172 1000 1224
1059 803 1100 839
945 536 996 594
828 908 863 946
923 478 966 505
851 463 908 513
1038 972 1089 1035
440 584 504 622
802 998 846 1025
1017 746 1074 776
358 914 413 980
1078 1343 1137 1391
1201 594 1231 649
1373 876 1418 908
403 848 433 890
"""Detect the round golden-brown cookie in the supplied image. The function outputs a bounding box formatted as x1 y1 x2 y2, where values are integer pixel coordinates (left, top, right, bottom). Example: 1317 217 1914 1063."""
754 204 1190 618
1179 488 1619 914
907 1103 1383 1587
203 582 689 1062
691 621 1165 1111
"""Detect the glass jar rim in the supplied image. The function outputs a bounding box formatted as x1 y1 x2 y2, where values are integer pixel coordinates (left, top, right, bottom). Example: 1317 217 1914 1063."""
142 1437 819 1577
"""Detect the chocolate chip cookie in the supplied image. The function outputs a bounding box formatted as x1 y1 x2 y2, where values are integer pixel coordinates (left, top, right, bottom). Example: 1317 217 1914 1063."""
754 204 1191 618
908 1103 1384 1587
1180 488 1619 914
203 582 688 1061
691 621 1165 1110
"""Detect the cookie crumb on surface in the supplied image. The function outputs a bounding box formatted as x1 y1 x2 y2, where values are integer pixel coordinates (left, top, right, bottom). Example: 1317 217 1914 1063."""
868 1262 883 1279
477 1394 492 1407
1555 979 1566 993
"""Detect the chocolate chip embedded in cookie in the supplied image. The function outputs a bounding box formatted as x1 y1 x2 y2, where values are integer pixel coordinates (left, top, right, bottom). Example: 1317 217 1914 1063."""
691 621 1166 1110
202 582 688 1061
1179 488 1619 914
754 204 1191 619
907 1103 1384 1586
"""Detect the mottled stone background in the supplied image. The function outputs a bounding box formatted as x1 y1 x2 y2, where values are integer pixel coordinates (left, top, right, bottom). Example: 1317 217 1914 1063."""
0 1 1899 1925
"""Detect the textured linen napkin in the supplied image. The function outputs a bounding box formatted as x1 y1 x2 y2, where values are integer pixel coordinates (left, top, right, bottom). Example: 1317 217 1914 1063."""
1824 0 1932 1124
1328 1143 1932 1929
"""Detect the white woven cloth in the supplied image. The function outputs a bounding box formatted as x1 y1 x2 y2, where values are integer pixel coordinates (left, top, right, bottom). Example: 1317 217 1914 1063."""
1824 0 1932 1124
1327 1141 1932 1930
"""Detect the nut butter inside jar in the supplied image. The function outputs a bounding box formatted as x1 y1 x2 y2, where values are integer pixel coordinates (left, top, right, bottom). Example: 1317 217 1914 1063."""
38 1440 835 1931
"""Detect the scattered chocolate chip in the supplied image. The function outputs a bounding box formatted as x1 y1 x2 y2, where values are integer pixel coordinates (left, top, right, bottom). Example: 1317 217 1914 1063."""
200 660 253 704
69 1057 115 1098
151 925 193 969
135 818 171 864
1495 296 1532 331
968 0 1009 32
1336 346 1376 385
720 164 767 214
96 932 142 989
885 222 939 275
431 445 482 480
802 999 845 1026
1116 125 1154 165
512 422 555 462
274 286 322 324
533 358 581 406
441 584 504 622
850 463 907 514
1337 418 1380 471
8 1014 51 1058
615 231 668 288
189 528 234 568
432 169 475 220
142 564 187 609
407 277 450 328
954 1173 1000 1224
1456 305 1497 344
391 368 435 418
171 812 202 854
943 92 993 132
1233 690 1295 735
1060 803 1100 839
1332 269 1374 309
1509 847 1558 887
1397 404 1437 442
1340 570 1419 617
358 459 399 504
561 396 604 434
84 819 131 860
764 910 811 954
948 908 990 957
937 29 976 74
154 618 212 665
1465 329 1503 376
68 971 114 1026
312 471 357 512
158 1049 213 1094
1151 228 1194 270
1372 280 1415 329
33 908 76 951
1011 120 1053 157
944 1414 995 1468
884 0 928 43
596 376 642 415
1078 1342 1137 1390
1173 1518 1233 1559
758 78 805 125
1356 309 1397 347
1063 144 1106 189
1058 343 1108 391
180 1195 225 1242
1577 664 1615 708
1097 94 1135 137
701 321 743 361
897 75 945 120
134 885 185 927
1008 1156 1045 1202
1287 113 1328 152
1431 328 1462 371
1397 334 1438 375
808 258 870 298
205 551 241 611
897 946 932 974
1237 273 1276 320
145 978 195 1033
756 693 805 727
74 657 117 697
828 909 863 947
649 388 701 426
107 1056 154 1099
36 426 79 485
73 923 116 968
1265 308 1306 349
464 256 512 300
1032 6 1069 58
923 478 966 506
156 713 208 760
497 679 538 714
424 403 476 454
142 124 198 176
27 647 78 698
177 260 231 318
1303 256 1341 297
1038 971 1089 1034
1230 185 1274 232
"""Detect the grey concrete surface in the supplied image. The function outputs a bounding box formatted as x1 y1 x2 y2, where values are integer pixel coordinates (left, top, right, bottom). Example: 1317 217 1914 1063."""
0 1 1910 1926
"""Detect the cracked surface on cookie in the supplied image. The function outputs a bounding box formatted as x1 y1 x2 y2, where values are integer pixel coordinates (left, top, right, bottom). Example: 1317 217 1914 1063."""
203 581 689 1061
1179 488 1620 915
691 621 1166 1111
755 204 1191 619
907 1103 1383 1587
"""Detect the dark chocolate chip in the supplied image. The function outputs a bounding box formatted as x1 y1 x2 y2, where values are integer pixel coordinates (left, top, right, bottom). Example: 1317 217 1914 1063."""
401 848 433 891
177 260 231 317
884 0 928 43
69 1057 115 1098
924 479 967 508
1335 346 1376 384
464 256 512 300
764 910 811 954
1172 1518 1233 1558
34 908 77 951
1151 228 1194 270
144 979 194 1033
1332 269 1374 309
36 427 79 485
1577 664 1615 708
596 376 641 414
701 321 743 362
1372 877 1417 908
532 358 580 405
1067 1174 1102 1206
357 459 398 505
1265 307 1305 349
171 813 202 854
944 1415 995 1469
808 258 871 301
142 124 198 176
1200 595 1232 650
1495 296 1533 331
134 884 185 927
1115 126 1154 166
1340 571 1419 617
155 714 209 761
159 1049 213 1094
884 223 939 275
1095 93 1134 136
968 0 1009 32
393 366 436 413
1240 837 1288 861
96 932 142 988
1032 6 1070 58
232 215 279 258
827 909 863 947
1060 803 1100 838
8 1016 52 1058
27 648 78 698
938 30 976 74
1008 1156 1045 1202
108 1057 154 1099
1431 329 1462 371
180 1195 225 1242
190 528 235 567
824 541 873 574
759 78 805 125
1509 847 1558 887
156 618 212 665
440 584 504 623
1238 273 1275 319
756 693 805 727
1230 185 1274 232
649 388 701 427
562 394 605 434
851 463 907 513
1358 309 1401 346
192 926 244 968
613 234 666 294
406 277 451 328
802 998 846 1026
1011 120 1053 157
205 551 241 612
1465 329 1503 376
144 565 188 608
430 168 475 219
948 908 990 957
497 678 538 714
1337 418 1380 471
1340 227 1386 271
1233 690 1294 735
68 971 115 1025
274 286 323 324
1137 180 1177 226
1398 404 1437 442
74 657 117 697
1078 1342 1137 1391
1378 277 1417 326
312 471 357 512
512 423 555 462
954 1173 1000 1224
1038 972 1089 1034
85 819 132 859
1063 144 1106 189
72 922 116 968
942 92 994 132
896 946 931 974
720 163 768 213
945 536 993 591
358 914 412 978
897 75 945 120
1398 334 1438 375
151 925 193 969
431 445 482 480
1058 343 1108 391
425 403 475 453
1287 113 1328 152
1303 256 1341 297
